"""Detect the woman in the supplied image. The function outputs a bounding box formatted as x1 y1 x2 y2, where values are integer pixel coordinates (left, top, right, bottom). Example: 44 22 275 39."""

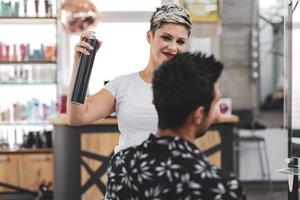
67 4 192 153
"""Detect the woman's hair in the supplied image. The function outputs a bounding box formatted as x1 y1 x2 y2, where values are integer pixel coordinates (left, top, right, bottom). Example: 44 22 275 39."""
150 4 192 36
152 52 223 130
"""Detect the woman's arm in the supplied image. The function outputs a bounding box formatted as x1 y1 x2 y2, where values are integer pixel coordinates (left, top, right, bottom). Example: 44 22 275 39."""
67 88 115 126
66 31 115 126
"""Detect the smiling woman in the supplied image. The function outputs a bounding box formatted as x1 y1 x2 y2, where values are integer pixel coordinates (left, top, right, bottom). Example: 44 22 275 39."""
66 4 192 154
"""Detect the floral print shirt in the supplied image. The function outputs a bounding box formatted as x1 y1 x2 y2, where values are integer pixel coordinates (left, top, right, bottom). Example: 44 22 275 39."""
106 134 246 200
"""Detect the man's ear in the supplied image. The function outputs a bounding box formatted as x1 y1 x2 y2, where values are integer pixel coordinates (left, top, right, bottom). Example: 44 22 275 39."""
193 106 205 124
146 31 152 44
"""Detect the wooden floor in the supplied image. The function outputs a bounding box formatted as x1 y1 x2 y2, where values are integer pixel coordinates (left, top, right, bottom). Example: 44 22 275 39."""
243 181 288 200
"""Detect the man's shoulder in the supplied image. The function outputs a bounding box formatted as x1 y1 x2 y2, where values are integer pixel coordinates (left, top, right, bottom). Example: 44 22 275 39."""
112 146 136 160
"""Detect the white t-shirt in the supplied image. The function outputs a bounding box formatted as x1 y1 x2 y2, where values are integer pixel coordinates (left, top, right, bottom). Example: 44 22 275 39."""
104 72 158 153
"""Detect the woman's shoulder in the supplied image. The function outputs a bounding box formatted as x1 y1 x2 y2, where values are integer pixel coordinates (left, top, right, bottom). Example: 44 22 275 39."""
110 72 139 83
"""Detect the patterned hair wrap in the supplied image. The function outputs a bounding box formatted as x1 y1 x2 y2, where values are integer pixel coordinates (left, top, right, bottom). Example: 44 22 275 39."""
150 4 192 33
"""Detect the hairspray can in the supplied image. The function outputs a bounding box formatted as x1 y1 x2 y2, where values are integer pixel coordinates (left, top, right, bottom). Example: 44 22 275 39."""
70 32 99 104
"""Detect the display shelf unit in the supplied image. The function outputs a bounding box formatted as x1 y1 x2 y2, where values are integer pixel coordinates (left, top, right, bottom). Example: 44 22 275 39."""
0 17 56 24
0 61 56 64
0 5 58 197
0 16 59 126
0 81 57 85
0 122 52 126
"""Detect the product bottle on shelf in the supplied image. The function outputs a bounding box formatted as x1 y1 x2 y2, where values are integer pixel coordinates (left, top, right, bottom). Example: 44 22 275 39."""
23 0 28 16
34 0 39 16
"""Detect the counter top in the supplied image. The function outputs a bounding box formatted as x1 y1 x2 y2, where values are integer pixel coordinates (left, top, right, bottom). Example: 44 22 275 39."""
49 114 239 125
0 148 52 154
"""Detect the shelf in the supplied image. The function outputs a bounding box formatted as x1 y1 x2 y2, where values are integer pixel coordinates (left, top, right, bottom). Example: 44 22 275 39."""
0 15 58 132
0 122 52 126
0 81 57 85
0 61 56 65
0 17 56 24
277 167 300 175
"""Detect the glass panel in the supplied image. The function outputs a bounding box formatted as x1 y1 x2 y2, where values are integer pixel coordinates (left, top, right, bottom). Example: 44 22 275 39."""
292 2 300 130
284 0 293 158
290 0 300 158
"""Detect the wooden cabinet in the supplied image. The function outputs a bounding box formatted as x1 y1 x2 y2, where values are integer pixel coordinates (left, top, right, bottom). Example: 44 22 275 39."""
0 151 52 192
0 155 19 192
19 154 53 191
81 133 120 200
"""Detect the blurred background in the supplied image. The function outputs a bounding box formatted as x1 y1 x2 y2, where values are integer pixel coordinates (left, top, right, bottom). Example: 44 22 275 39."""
0 0 298 199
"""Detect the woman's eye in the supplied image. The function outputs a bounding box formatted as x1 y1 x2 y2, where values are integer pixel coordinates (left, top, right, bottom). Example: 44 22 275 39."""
161 36 171 41
177 41 185 45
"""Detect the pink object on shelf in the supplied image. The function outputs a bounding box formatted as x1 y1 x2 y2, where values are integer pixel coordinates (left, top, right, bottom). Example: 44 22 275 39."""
12 44 17 61
5 45 10 61
19 44 27 61
59 95 67 113
0 43 3 61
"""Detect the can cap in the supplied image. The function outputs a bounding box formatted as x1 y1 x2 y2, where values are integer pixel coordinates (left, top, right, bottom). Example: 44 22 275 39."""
90 31 96 38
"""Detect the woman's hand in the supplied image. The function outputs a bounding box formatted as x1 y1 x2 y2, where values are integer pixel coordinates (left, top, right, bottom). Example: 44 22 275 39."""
73 31 102 65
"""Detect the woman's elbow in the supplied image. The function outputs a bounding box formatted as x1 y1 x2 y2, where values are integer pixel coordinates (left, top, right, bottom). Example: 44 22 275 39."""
66 114 82 126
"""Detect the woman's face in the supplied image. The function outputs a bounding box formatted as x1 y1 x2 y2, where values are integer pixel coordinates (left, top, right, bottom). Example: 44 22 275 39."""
147 23 189 68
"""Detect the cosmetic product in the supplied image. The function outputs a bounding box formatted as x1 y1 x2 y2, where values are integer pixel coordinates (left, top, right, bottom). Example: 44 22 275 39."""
44 0 49 16
20 44 26 61
0 2 2 16
35 131 43 148
44 130 52 148
40 44 44 60
70 32 100 104
5 45 10 61
1 1 12 16
12 44 17 61
47 1 52 17
59 95 67 113
26 44 30 60
13 1 19 17
0 43 3 61
34 0 39 16
23 0 27 16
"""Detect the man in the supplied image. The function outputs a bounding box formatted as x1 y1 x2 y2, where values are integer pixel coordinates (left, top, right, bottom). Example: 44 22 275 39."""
106 52 246 200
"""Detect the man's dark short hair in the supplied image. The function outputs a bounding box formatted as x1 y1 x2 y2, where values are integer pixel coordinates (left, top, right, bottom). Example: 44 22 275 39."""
152 52 223 130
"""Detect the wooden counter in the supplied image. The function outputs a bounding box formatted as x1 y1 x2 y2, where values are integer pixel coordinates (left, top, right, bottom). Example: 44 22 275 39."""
50 114 239 125
50 114 239 200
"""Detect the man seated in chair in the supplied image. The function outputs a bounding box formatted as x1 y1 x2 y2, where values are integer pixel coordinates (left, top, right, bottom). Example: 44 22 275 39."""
106 52 246 200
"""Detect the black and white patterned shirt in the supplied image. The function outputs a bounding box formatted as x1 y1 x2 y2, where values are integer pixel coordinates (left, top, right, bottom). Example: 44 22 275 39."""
106 134 246 200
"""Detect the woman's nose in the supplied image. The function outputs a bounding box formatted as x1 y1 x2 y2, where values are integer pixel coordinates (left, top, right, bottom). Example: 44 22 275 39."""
168 42 177 51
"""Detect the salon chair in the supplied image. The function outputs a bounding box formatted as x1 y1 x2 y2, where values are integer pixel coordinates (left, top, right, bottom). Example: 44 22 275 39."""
233 109 272 191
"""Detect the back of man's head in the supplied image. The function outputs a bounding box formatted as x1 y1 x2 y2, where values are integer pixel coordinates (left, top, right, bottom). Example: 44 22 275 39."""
152 52 223 130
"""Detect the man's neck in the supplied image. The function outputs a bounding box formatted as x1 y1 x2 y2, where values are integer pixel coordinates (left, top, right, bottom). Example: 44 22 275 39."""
157 126 196 143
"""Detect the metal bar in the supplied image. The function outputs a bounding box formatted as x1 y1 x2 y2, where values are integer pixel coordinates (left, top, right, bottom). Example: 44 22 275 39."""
0 182 37 196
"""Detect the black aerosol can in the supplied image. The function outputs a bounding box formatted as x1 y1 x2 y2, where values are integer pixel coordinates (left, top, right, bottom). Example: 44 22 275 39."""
70 32 100 104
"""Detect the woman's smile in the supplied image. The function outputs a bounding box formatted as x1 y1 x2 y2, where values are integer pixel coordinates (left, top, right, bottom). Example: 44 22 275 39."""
162 51 175 59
